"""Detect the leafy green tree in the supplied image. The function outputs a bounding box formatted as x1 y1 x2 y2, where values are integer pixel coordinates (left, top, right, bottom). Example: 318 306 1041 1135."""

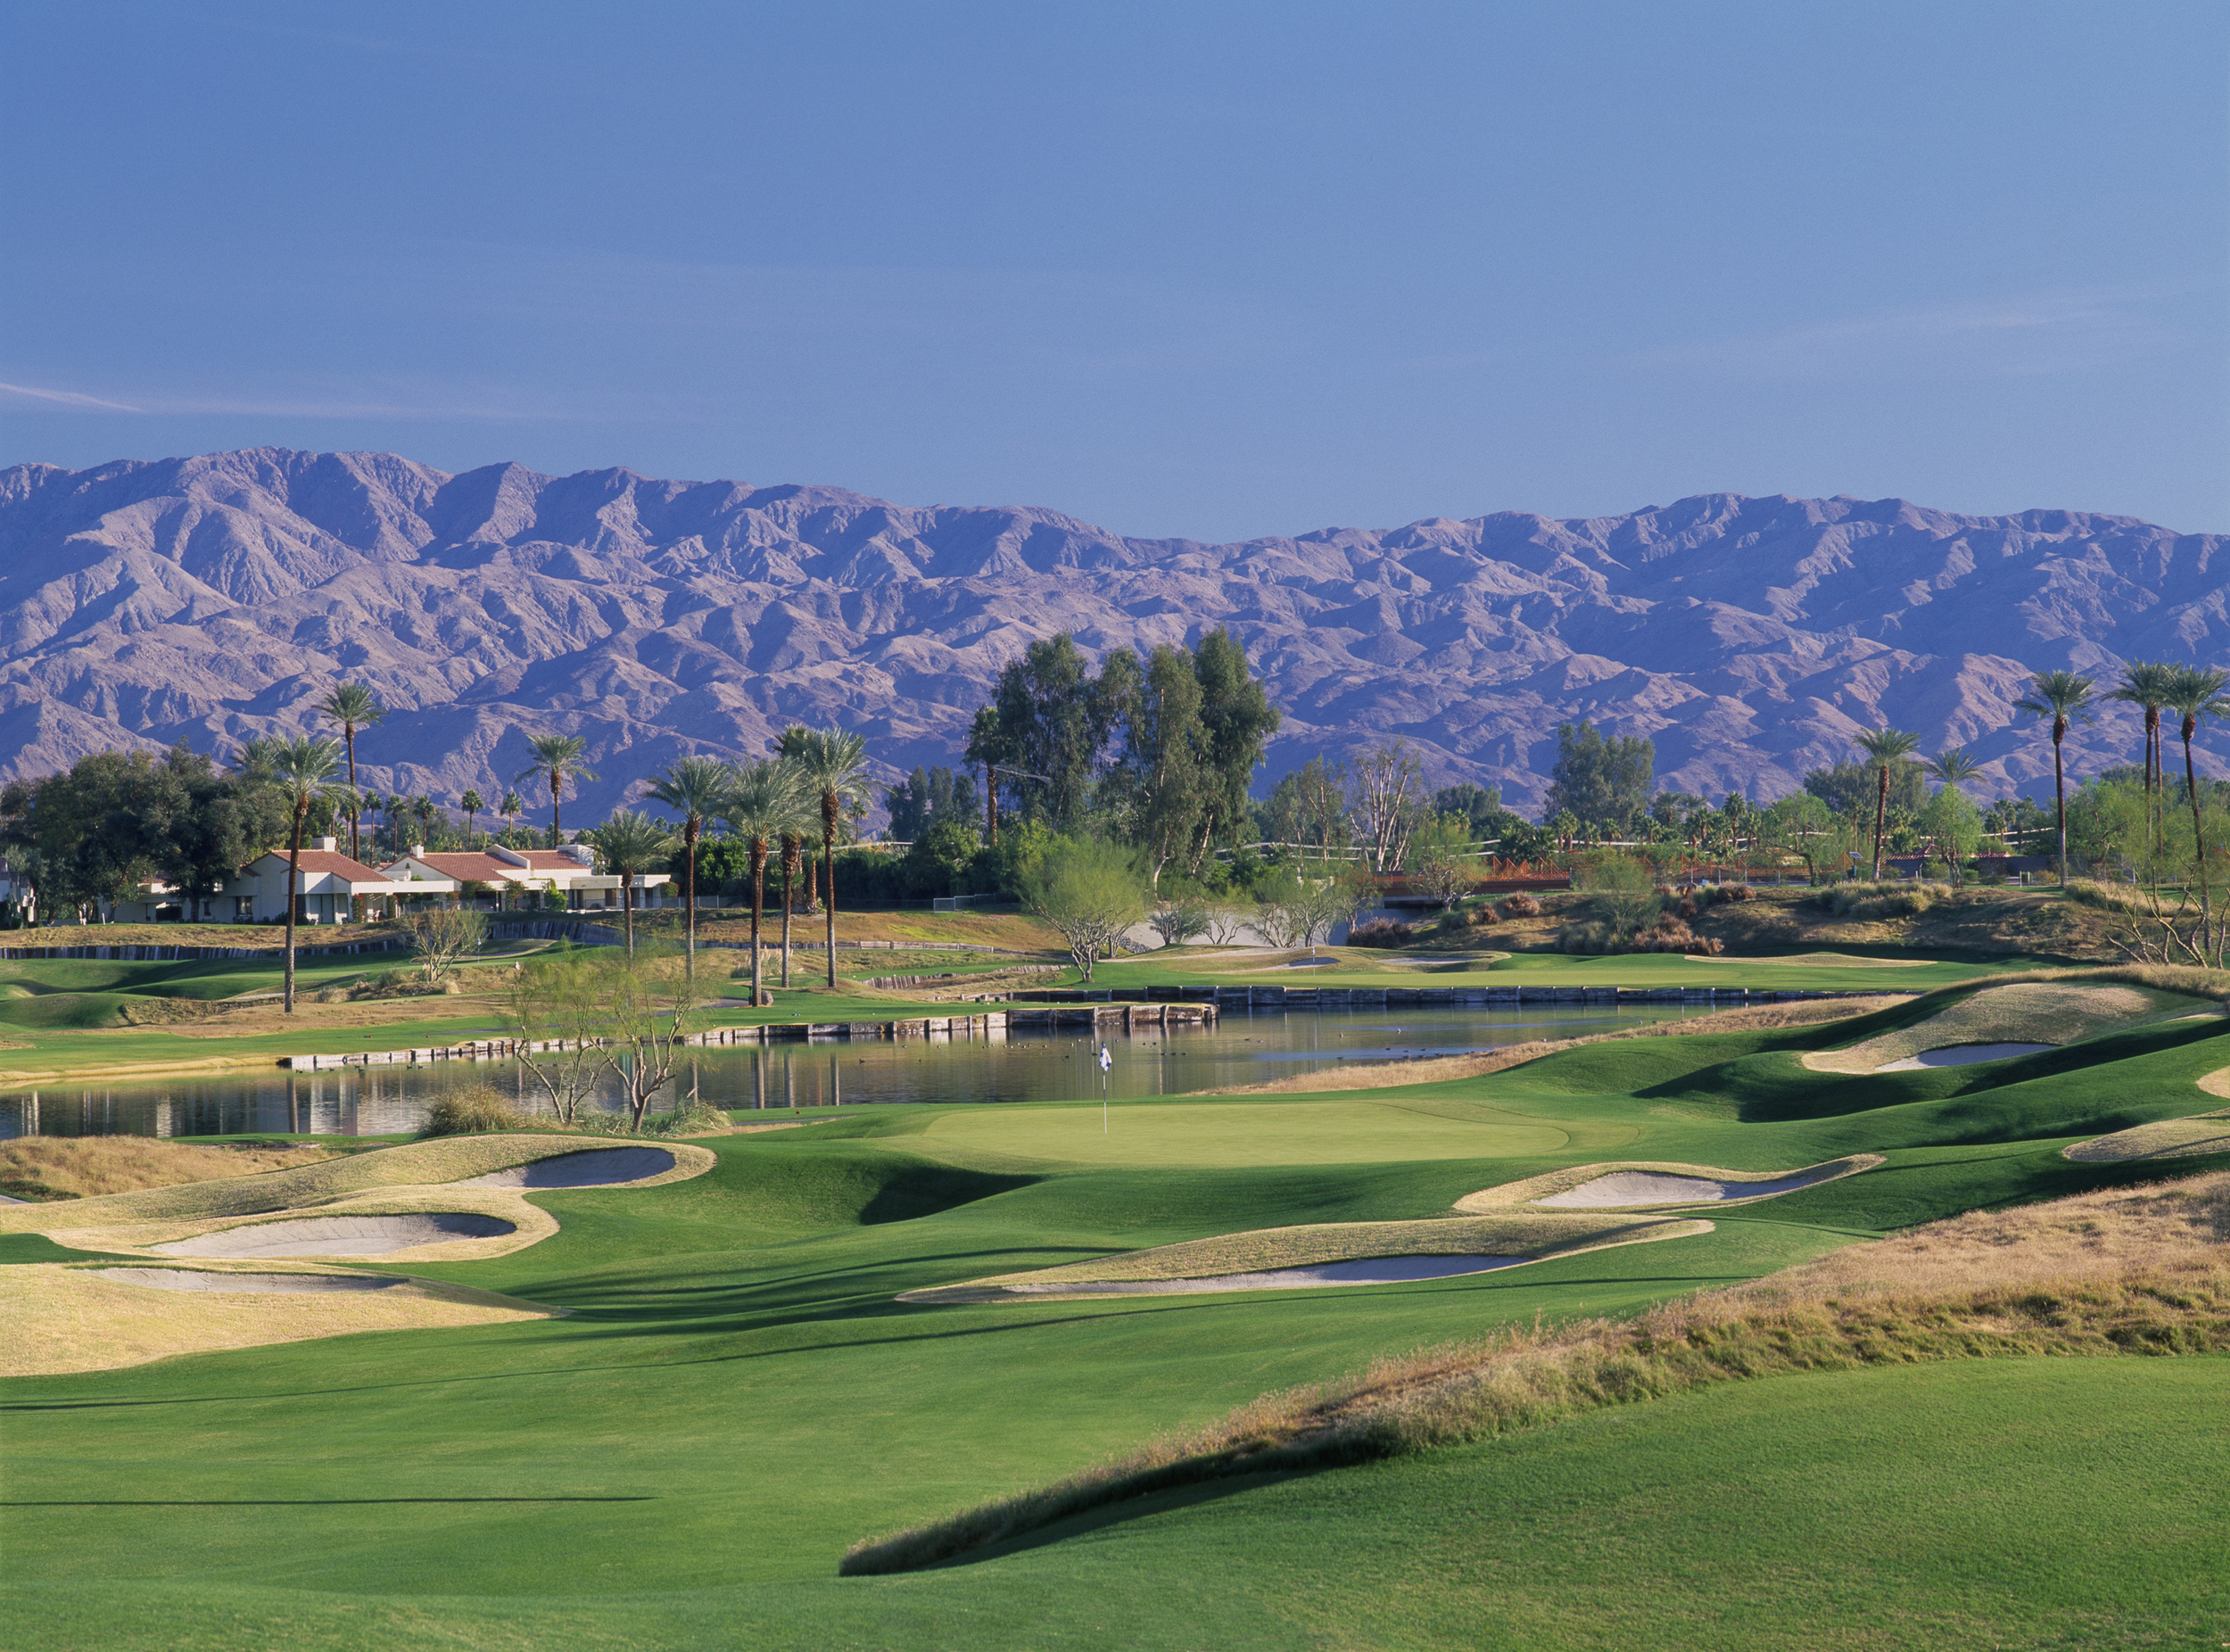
903 817 981 896
1265 756 1352 863
779 729 875 987
2014 670 2098 883
1187 628 1280 871
1579 855 1659 937
885 764 981 842
1103 643 1209 888
318 682 384 863
1023 838 1150 982
515 734 598 849
1852 728 1922 880
1404 812 1476 910
263 736 355 1012
1919 784 1985 884
1541 722 1654 838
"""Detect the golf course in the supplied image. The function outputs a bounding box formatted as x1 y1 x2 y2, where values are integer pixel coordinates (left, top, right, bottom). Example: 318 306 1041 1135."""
4 967 2228 1648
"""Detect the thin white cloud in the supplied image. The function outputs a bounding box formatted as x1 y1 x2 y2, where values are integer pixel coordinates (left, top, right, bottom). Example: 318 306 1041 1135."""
0 379 142 412
1625 285 2203 383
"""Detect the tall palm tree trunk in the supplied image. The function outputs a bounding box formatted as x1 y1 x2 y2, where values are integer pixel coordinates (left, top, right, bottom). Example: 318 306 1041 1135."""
822 796 839 987
342 726 359 861
779 836 797 988
2052 717 2069 884
2182 717 2210 934
283 802 308 1013
622 871 636 958
1871 766 1888 880
549 778 563 849
681 818 699 975
747 840 766 1003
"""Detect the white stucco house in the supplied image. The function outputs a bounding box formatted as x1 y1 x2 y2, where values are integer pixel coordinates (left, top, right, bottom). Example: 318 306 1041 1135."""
378 843 667 911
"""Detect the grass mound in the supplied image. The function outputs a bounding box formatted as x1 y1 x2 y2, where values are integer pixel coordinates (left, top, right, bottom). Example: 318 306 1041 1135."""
902 1211 1710 1302
2065 1108 2230 1162
2 1261 557 1376
0 1136 342 1201
843 1171 2230 1574
1801 980 2203 1073
419 1085 537 1136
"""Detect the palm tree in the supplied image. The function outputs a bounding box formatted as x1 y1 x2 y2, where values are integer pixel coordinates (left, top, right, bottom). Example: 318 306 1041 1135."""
779 729 873 987
459 789 484 845
501 789 523 838
588 811 676 958
721 760 805 1003
2110 661 2176 853
261 736 355 1013
2014 670 2098 884
318 683 385 863
1852 727 1921 880
644 756 734 974
2166 665 2230 920
516 734 599 849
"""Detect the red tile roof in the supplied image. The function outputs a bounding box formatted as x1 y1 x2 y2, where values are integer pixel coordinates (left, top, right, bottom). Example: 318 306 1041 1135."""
409 853 530 882
258 850 391 883
512 850 599 871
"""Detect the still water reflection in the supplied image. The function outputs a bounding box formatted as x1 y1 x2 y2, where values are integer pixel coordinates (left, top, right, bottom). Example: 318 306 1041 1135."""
0 1004 1703 1139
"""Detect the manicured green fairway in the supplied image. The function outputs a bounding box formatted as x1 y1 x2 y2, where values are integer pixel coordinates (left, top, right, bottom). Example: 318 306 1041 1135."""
6 989 2227 1648
919 1095 1581 1166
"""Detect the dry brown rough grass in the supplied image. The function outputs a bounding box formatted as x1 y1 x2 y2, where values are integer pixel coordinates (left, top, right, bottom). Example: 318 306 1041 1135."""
0 1136 341 1199
1202 996 1908 1095
2 1262 558 1375
843 1171 2230 1574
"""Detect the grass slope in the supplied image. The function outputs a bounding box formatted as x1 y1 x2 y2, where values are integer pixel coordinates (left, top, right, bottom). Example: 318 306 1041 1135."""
5 987 2229 1648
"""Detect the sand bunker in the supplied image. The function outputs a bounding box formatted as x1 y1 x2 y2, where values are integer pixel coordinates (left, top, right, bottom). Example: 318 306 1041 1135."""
456 1147 676 1187
1461 1155 1881 1212
1538 1168 1846 1208
1876 1042 2052 1070
995 1255 1529 1297
2064 1110 2230 1164
153 1212 515 1259
1803 981 2199 1075
92 1268 409 1293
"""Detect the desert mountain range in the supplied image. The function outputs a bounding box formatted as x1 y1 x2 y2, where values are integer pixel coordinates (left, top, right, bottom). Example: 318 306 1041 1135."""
0 446 2222 825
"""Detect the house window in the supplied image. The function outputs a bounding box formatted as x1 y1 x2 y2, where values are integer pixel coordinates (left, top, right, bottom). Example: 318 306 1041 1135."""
235 897 253 921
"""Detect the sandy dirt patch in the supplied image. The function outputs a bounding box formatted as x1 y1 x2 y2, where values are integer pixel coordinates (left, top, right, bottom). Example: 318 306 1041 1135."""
1802 982 2198 1074
1461 1155 1882 1212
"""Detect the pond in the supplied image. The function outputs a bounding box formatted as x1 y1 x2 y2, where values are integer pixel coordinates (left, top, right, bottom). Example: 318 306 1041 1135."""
0 1003 1708 1139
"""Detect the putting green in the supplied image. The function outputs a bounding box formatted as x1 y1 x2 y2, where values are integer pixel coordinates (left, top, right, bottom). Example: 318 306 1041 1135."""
921 1098 1570 1166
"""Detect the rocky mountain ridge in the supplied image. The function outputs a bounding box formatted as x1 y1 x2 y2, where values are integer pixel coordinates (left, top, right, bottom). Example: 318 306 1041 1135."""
0 446 2222 823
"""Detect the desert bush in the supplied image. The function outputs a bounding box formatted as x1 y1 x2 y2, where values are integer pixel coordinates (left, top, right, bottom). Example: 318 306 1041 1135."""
1497 891 1541 920
1807 880 1947 921
419 1085 535 1137
1345 918 1415 948
638 1098 733 1136
2066 879 2155 916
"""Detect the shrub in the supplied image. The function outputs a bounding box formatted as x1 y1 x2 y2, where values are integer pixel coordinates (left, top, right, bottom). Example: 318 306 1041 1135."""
419 1085 535 1137
1806 880 1947 921
2066 879 2154 916
639 1098 733 1136
1498 891 1542 919
1345 918 1415 948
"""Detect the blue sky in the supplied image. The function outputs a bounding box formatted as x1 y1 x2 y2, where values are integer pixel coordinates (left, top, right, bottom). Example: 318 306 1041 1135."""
4 1 2224 540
